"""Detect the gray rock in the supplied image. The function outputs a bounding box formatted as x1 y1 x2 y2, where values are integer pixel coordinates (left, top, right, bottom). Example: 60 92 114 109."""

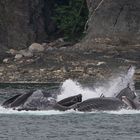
15 54 23 60
9 49 18 55
19 49 33 57
3 58 9 63
46 46 55 51
29 43 44 53
59 47 67 51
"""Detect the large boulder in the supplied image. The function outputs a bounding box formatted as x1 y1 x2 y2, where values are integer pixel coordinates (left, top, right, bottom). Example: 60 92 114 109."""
84 0 140 46
28 43 44 53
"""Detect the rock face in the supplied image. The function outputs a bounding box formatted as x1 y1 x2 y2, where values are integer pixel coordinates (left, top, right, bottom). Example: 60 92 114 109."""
0 0 55 49
84 0 140 46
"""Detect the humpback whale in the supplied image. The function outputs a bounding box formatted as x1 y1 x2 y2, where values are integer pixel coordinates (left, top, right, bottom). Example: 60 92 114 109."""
2 85 139 112
2 94 22 107
2 65 139 112
116 85 136 101
73 97 127 111
57 94 82 107
2 91 33 108
2 90 83 111
10 91 33 108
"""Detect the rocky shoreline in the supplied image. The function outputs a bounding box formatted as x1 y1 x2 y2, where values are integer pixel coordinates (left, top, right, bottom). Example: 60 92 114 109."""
0 39 140 83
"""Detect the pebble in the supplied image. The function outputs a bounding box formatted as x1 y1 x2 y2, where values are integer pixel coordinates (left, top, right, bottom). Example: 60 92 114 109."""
15 54 23 59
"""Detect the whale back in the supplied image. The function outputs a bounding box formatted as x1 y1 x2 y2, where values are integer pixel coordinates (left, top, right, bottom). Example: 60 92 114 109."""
74 97 125 112
57 94 82 107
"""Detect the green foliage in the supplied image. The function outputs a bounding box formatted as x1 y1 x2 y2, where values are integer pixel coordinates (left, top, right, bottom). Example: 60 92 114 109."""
52 0 88 41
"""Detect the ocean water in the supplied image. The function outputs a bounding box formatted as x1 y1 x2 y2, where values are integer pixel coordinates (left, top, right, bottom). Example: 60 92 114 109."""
0 66 140 140
0 109 140 140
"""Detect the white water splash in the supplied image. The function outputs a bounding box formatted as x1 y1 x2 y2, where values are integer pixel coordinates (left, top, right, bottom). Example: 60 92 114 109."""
57 79 100 101
106 109 140 115
0 106 75 116
1 106 140 116
57 66 136 101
